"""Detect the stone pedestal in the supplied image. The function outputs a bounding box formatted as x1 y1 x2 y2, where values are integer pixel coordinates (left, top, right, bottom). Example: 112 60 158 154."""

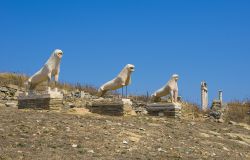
89 98 135 116
146 103 182 117
18 88 63 110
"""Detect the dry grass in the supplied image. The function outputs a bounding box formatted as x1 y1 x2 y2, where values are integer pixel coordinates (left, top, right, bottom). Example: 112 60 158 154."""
181 102 203 119
129 95 150 102
0 72 98 95
0 73 28 87
224 101 250 124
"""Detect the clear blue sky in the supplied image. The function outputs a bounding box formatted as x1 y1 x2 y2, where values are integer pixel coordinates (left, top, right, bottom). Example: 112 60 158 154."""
0 0 250 104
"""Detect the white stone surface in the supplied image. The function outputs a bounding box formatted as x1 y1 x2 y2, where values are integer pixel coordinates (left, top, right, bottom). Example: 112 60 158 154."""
18 88 63 100
201 81 208 111
5 101 18 107
27 49 63 90
122 98 133 106
97 64 135 97
146 102 182 117
80 91 91 99
152 74 179 102
147 103 182 110
219 90 223 103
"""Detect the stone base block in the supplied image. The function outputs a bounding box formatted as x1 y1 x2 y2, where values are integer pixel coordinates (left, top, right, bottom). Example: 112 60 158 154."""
18 89 63 110
89 98 135 116
146 103 182 117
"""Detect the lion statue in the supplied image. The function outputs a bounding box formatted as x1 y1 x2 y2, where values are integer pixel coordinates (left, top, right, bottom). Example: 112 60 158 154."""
97 64 135 97
27 49 63 90
152 74 179 103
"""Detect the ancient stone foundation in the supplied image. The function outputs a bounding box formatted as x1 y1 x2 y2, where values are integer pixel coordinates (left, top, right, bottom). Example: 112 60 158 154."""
88 98 135 116
146 103 182 117
18 89 63 110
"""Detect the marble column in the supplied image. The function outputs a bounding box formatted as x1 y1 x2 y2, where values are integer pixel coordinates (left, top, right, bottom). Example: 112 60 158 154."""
201 81 208 111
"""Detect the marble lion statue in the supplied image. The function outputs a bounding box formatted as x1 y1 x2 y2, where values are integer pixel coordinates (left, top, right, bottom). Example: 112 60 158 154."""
27 49 63 90
97 64 135 97
152 74 179 103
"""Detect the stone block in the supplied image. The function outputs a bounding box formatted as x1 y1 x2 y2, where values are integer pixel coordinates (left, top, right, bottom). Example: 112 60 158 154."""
146 103 182 117
88 98 135 116
18 89 63 110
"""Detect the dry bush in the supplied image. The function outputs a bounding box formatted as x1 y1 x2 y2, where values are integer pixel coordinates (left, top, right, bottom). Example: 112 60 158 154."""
181 102 203 119
224 101 250 124
73 83 98 95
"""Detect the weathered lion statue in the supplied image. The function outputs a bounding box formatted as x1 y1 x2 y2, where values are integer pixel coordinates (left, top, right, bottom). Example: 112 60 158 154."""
27 49 63 90
152 74 179 103
97 64 135 97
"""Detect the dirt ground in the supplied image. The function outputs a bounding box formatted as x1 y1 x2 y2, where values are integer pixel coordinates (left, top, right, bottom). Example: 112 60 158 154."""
0 106 250 160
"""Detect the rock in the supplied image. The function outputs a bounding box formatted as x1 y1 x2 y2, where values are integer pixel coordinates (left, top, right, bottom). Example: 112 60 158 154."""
211 153 216 157
105 120 113 125
84 137 90 140
88 150 95 154
222 146 230 151
229 121 237 125
190 122 196 126
5 101 17 107
217 119 224 123
0 87 8 92
68 102 75 108
72 144 78 148
199 133 210 138
203 115 209 118
7 84 19 90
139 128 146 131
157 148 167 153
123 140 128 144
134 107 147 115
209 111 221 119
129 137 139 143
0 92 6 98
66 127 71 132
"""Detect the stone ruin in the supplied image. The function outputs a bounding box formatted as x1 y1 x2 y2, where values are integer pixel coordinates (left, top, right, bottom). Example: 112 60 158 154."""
0 84 21 107
201 81 208 111
147 102 181 117
211 90 224 110
87 98 136 116
17 49 64 111
85 64 137 116
97 64 135 97
18 88 63 110
209 90 229 122
147 74 182 118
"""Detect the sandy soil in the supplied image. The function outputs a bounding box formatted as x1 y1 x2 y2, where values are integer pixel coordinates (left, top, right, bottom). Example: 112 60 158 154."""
0 106 250 160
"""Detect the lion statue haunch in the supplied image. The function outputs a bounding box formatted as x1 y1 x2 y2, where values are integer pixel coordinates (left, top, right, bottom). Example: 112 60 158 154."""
97 64 135 97
152 74 179 103
27 49 63 90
